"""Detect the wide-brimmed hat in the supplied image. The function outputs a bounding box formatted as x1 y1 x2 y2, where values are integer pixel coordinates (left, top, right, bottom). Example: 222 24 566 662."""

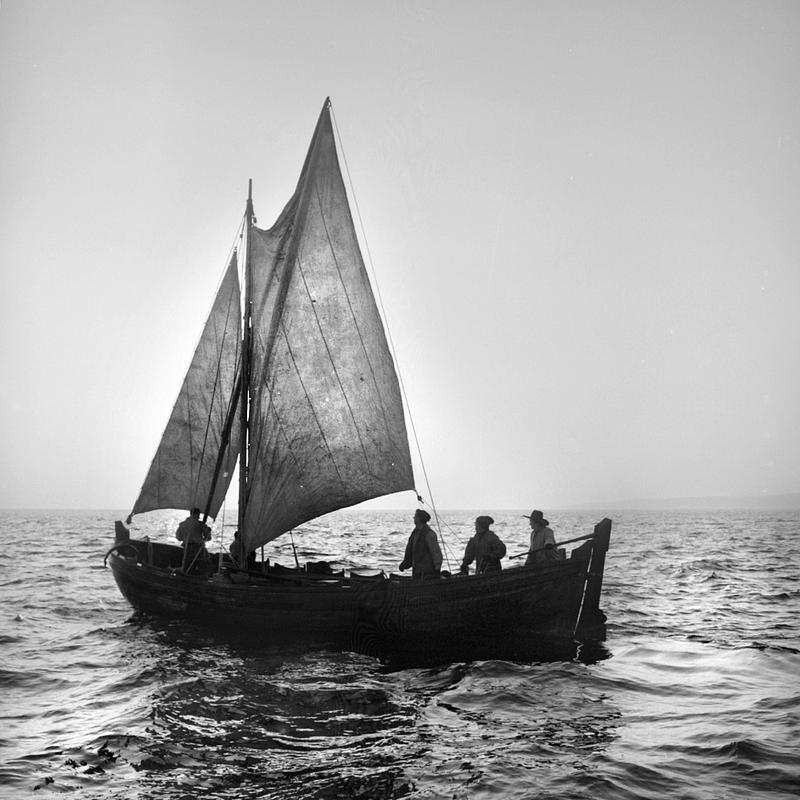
523 509 549 526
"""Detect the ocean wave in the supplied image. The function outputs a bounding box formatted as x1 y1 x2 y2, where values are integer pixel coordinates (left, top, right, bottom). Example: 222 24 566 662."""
2 508 799 799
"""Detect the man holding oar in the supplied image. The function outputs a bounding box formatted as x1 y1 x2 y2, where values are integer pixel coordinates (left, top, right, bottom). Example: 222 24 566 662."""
524 510 559 565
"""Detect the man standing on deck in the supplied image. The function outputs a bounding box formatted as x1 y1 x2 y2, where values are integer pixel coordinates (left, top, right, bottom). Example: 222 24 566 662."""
399 509 443 580
176 507 212 572
460 516 506 574
176 507 212 545
524 510 558 565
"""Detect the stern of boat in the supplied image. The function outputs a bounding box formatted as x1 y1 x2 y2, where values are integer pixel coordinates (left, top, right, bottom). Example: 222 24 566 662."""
573 517 611 641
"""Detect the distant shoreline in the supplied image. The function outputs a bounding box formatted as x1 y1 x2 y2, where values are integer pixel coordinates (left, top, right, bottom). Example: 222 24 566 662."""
562 494 800 511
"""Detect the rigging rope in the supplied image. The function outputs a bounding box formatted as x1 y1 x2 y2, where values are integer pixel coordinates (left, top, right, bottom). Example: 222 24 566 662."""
329 102 447 564
216 501 227 572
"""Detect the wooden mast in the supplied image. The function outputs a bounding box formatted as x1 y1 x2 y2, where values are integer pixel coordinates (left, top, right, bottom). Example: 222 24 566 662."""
237 180 254 538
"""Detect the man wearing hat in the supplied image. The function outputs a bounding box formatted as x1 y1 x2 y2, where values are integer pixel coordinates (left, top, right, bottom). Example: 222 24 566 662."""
524 510 556 566
399 509 443 580
459 516 507 575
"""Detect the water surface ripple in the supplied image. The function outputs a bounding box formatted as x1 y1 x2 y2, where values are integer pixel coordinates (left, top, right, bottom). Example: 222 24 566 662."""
0 508 798 798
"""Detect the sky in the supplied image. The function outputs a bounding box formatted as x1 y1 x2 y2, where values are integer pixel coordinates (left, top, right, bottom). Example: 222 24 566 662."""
1 0 798 512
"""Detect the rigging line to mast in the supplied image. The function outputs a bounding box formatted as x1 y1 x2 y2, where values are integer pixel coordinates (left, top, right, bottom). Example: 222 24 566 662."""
216 500 227 573
330 102 450 572
329 102 440 517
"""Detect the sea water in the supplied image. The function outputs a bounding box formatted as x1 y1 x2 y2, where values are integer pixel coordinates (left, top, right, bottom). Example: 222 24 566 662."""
0 508 798 799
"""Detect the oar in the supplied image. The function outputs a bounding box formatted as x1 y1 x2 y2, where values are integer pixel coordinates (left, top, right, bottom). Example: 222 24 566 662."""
508 531 597 560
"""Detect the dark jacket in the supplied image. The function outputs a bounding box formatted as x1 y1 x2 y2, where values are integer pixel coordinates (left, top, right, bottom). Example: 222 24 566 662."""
461 530 506 574
525 525 558 565
400 525 443 579
176 515 211 545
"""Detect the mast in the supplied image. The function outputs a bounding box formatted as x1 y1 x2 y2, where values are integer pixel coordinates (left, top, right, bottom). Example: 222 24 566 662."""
237 180 254 536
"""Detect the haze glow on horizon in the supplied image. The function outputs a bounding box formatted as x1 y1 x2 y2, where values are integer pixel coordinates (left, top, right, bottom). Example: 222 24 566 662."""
1 1 798 512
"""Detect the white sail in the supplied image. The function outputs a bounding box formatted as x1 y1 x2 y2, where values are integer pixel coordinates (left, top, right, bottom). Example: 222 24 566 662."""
132 254 242 518
241 101 414 552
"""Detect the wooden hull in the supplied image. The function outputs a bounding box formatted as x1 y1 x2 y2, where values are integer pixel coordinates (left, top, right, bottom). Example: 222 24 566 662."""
107 519 611 663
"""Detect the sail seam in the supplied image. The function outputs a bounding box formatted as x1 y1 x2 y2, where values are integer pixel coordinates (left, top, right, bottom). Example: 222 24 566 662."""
278 315 349 491
292 247 379 481
312 183 399 456
309 188 397 478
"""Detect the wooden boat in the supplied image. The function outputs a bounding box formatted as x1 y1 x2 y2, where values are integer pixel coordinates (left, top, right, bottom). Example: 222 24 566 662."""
107 99 611 662
108 520 610 660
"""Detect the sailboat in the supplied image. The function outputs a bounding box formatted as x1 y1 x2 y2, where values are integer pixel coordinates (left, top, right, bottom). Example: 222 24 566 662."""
106 99 611 662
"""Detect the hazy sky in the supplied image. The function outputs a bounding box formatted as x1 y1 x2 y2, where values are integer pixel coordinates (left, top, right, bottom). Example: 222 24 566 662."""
1 0 798 511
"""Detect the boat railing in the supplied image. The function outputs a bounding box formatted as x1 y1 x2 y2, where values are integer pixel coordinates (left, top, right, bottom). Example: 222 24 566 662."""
223 564 386 586
225 565 330 582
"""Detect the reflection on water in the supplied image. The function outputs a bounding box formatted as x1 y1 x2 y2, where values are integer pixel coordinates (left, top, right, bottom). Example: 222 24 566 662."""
55 631 622 800
138 612 612 673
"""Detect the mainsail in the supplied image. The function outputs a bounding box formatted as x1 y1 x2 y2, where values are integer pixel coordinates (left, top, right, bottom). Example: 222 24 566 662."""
131 254 242 518
241 100 414 552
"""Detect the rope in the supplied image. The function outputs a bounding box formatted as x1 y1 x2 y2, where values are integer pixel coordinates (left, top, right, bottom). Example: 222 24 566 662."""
329 101 442 545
